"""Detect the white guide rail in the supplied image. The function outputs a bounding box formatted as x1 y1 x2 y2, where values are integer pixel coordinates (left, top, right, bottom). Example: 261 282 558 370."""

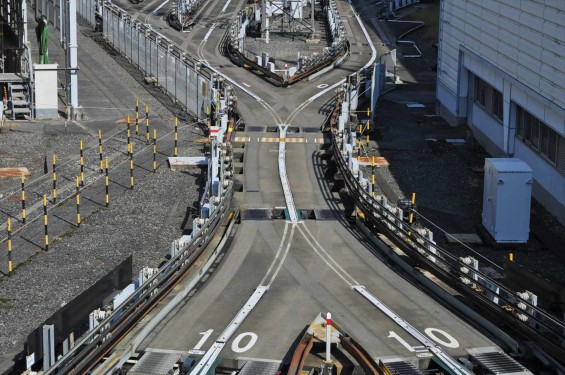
353 285 473 375
278 125 299 223
189 286 268 375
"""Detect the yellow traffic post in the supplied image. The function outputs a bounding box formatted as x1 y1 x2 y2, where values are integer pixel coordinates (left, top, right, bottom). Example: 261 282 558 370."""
105 157 109 207
357 138 361 160
135 99 139 135
174 117 178 157
366 119 370 147
153 129 157 173
43 195 48 251
408 192 416 237
52 154 57 203
21 173 26 224
145 104 150 143
7 218 12 276
127 115 131 154
79 139 85 186
76 176 81 227
98 129 103 173
129 144 134 189
509 253 514 262
371 156 375 198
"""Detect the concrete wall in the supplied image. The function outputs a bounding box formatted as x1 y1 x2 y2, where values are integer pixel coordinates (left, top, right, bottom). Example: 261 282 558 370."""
436 0 565 224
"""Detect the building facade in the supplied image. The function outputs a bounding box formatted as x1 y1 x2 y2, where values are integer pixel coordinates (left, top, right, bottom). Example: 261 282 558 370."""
436 0 565 224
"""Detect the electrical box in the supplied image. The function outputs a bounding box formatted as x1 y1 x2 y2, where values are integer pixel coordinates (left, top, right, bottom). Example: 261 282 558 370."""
482 158 532 243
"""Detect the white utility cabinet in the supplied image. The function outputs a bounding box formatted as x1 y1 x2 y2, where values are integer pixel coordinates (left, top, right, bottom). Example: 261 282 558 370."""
482 158 532 243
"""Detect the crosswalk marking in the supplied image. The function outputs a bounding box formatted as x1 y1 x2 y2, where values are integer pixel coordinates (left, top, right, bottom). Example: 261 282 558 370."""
257 137 308 143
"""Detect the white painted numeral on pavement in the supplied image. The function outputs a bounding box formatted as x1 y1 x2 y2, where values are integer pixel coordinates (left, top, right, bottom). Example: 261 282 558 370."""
231 332 258 353
194 329 213 350
388 331 424 352
424 328 460 348
317 84 329 88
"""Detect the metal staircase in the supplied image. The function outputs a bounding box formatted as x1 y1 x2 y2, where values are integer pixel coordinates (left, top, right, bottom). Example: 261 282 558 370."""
6 80 31 119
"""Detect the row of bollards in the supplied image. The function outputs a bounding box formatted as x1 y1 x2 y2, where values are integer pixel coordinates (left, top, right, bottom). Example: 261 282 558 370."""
3 100 187 275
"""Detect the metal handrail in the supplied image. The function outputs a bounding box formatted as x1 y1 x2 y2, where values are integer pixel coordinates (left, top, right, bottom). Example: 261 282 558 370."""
330 130 565 352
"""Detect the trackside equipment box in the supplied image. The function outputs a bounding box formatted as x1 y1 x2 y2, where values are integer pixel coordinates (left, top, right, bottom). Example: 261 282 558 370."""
482 158 532 243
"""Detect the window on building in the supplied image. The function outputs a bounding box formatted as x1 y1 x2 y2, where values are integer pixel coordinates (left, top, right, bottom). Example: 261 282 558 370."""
515 104 563 168
474 77 487 108
474 75 503 122
492 89 503 121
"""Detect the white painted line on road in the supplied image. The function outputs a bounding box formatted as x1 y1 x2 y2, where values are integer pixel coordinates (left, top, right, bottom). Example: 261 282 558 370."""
151 0 170 14
203 0 233 42
242 82 251 87
220 0 231 12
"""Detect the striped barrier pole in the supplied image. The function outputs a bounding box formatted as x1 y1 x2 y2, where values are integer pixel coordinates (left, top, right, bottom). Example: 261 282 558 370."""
135 99 139 135
7 218 12 276
76 176 81 227
21 173 26 224
98 129 103 173
52 154 57 203
43 195 48 251
145 104 150 143
105 157 109 207
174 117 178 157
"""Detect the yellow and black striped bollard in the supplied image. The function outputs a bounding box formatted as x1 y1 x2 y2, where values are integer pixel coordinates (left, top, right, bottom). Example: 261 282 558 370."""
366 119 370 147
127 115 131 155
7 218 12 276
80 139 85 186
153 129 157 173
174 117 178 157
371 156 375 198
105 157 109 207
135 99 139 136
52 154 57 203
43 195 49 251
98 129 103 173
408 192 416 237
76 176 81 227
129 144 134 189
145 104 150 143
21 173 26 224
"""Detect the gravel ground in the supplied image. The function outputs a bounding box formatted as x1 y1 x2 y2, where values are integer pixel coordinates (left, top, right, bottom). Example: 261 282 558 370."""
0 18 209 368
357 95 565 289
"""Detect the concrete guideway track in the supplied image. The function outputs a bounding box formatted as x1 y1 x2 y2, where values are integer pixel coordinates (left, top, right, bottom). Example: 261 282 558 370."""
116 0 502 371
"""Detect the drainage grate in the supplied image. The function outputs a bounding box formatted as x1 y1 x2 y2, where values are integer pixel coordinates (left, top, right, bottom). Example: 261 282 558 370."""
472 351 531 374
238 360 280 375
382 360 422 375
129 352 180 375
246 126 266 132
241 209 271 221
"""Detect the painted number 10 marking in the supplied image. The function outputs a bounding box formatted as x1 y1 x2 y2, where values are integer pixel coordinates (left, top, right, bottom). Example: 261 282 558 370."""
193 330 258 353
389 328 460 351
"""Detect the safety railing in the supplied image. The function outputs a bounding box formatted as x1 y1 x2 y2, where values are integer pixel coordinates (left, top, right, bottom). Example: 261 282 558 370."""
329 85 565 361
23 1 240 371
226 0 348 86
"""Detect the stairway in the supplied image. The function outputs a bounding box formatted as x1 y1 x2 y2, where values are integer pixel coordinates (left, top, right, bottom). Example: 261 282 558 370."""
6 81 31 120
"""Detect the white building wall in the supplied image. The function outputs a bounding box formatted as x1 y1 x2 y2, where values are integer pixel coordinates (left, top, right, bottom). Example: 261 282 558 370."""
437 0 565 224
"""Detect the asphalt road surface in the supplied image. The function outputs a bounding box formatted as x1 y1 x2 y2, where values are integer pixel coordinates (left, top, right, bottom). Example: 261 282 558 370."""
114 0 500 369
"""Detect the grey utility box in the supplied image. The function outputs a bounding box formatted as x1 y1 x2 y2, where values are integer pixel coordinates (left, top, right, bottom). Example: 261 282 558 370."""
482 158 532 243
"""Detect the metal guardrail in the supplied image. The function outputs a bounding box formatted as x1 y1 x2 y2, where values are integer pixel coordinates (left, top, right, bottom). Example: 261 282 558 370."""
329 92 565 362
226 0 348 86
43 154 234 374
32 2 240 372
